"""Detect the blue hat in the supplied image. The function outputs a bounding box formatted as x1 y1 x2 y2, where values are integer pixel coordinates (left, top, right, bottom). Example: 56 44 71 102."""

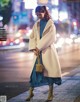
35 6 42 13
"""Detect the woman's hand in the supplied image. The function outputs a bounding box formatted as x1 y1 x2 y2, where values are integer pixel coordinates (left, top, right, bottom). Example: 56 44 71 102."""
36 47 40 54
33 47 40 56
33 50 38 56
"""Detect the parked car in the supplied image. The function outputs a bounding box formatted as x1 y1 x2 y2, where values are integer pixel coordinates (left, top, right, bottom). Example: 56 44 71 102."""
0 28 25 48
0 27 7 41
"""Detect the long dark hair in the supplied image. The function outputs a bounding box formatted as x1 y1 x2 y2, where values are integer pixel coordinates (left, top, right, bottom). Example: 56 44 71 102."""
35 5 51 20
42 6 51 20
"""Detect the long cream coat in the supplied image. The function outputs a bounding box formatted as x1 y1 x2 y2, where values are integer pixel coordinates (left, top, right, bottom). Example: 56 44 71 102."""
29 19 61 78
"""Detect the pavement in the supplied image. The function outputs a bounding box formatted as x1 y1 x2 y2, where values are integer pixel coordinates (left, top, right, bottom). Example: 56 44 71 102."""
0 42 28 52
7 66 80 102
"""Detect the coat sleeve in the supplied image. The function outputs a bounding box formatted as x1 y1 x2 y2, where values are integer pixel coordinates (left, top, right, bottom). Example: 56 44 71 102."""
29 25 36 51
37 23 56 51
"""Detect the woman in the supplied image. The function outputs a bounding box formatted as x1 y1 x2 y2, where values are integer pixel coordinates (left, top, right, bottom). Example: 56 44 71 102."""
26 6 62 102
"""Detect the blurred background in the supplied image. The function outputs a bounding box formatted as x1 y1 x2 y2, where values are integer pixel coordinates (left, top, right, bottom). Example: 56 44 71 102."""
0 0 80 49
0 0 80 100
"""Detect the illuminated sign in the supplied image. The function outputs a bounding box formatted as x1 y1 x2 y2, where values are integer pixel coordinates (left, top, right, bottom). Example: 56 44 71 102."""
38 0 48 4
23 0 37 9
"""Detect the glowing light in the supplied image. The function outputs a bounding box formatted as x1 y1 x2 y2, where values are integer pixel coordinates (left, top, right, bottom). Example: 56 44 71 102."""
51 0 59 6
70 34 76 39
74 37 80 43
59 11 68 21
14 39 20 44
56 33 60 37
15 32 21 37
51 8 58 21
55 37 65 48
38 0 48 4
32 9 37 20
2 41 6 45
72 21 77 26
10 42 14 46
20 42 25 47
23 0 37 9
0 16 3 21
26 29 32 37
65 38 73 44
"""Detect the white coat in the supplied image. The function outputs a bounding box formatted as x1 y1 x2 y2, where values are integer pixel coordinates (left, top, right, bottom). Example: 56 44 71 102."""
29 19 61 78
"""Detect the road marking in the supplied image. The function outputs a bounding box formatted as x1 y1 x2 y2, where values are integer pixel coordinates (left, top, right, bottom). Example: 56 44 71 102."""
62 72 70 76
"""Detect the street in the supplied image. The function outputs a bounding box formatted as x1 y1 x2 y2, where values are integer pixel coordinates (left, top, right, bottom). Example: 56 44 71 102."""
0 0 80 101
0 44 80 82
0 43 80 100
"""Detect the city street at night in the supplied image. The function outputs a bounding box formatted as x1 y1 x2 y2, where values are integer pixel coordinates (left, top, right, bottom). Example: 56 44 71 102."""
0 44 80 82
0 0 80 102
0 43 80 101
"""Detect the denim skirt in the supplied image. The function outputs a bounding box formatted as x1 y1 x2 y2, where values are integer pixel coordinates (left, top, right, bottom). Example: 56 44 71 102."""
29 54 62 87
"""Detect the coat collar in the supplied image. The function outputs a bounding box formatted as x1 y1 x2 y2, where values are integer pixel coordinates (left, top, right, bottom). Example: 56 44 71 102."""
36 19 53 35
43 19 53 33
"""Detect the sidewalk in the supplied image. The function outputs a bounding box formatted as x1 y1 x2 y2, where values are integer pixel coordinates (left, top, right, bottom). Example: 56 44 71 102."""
8 67 80 102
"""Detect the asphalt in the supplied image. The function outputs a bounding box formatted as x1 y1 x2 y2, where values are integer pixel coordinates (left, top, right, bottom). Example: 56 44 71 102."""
0 43 80 102
7 66 80 102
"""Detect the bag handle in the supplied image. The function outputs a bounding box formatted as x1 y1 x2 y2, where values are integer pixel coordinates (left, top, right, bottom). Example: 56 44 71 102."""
37 54 40 64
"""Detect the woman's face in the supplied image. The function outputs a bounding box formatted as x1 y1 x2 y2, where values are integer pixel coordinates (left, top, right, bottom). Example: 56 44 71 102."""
36 12 45 19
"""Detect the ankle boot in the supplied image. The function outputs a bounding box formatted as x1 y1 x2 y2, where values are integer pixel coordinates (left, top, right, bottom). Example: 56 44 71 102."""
26 87 34 101
46 85 54 102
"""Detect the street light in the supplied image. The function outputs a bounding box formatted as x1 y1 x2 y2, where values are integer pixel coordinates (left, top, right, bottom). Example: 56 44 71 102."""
72 21 77 26
0 16 3 21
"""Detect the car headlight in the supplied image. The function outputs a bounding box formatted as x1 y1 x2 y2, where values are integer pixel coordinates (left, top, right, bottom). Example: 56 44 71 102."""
14 39 20 44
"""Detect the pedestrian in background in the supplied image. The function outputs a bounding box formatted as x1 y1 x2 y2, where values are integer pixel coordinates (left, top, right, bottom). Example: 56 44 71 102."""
26 5 62 102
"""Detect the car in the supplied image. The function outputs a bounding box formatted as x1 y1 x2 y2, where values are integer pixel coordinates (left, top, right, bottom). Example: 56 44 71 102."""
0 27 25 49
0 27 7 41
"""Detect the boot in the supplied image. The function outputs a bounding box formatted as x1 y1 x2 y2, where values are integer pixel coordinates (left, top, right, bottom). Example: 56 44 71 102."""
26 87 34 101
46 85 54 102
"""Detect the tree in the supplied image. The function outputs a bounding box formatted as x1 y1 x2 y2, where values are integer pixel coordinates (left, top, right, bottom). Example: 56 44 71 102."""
0 0 12 26
0 0 10 7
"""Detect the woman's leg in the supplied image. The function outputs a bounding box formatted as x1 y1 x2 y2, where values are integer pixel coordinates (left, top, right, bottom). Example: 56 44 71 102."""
26 60 36 101
46 78 54 102
26 86 34 101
